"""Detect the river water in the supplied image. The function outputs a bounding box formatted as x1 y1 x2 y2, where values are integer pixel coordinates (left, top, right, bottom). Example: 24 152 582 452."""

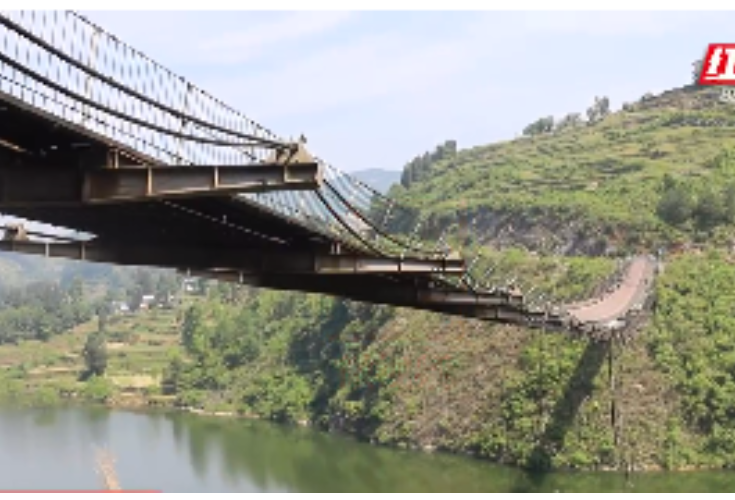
0 406 730 492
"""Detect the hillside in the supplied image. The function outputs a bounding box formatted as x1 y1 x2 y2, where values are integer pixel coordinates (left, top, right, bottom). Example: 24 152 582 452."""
0 252 89 289
0 250 176 291
3 82 735 474
134 83 735 471
389 85 735 254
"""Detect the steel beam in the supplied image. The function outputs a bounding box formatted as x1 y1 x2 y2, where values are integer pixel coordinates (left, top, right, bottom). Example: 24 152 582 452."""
0 239 534 319
188 268 512 307
313 254 464 274
0 239 465 276
185 268 532 321
0 162 321 207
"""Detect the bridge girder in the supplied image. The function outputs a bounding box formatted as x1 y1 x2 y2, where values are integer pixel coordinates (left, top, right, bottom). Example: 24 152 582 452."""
186 268 531 322
0 159 322 207
0 237 537 322
188 268 523 308
0 239 466 276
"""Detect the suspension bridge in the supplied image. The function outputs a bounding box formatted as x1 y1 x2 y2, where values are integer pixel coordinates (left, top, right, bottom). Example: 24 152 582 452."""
0 11 658 337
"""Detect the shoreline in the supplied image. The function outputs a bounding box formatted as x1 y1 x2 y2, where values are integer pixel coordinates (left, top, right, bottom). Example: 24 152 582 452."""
0 382 725 475
92 392 716 475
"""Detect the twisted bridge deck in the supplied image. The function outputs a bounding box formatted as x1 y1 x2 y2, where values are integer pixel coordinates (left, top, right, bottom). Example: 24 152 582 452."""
566 258 652 322
0 10 659 336
558 256 658 334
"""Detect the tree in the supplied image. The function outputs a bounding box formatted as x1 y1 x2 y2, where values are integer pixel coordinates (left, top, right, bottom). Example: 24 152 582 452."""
98 310 108 335
443 140 458 156
82 331 108 378
98 291 115 318
694 186 727 230
692 58 704 85
522 116 554 136
724 183 735 223
657 182 694 226
69 277 84 305
131 268 155 296
181 305 203 353
154 273 178 306
398 141 457 189
127 285 144 312
556 113 583 131
586 96 610 124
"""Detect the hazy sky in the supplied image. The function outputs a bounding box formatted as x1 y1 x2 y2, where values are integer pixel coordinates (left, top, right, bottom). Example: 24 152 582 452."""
76 10 735 172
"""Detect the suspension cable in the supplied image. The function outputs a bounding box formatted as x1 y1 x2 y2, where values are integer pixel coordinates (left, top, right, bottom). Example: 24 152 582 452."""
0 49 282 149
0 74 297 246
0 13 287 150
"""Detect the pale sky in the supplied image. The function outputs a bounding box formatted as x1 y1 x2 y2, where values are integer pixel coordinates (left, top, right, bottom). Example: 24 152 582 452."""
70 10 735 172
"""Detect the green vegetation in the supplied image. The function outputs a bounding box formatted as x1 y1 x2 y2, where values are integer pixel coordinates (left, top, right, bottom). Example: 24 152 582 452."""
0 302 180 407
388 85 735 252
0 264 178 346
2 83 735 474
0 264 181 408
656 149 735 233
150 83 735 472
0 278 92 344
648 251 735 468
82 330 108 378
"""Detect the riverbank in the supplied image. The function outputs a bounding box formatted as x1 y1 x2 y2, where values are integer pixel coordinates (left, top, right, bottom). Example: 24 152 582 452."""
16 390 718 475
0 305 697 474
2 256 735 474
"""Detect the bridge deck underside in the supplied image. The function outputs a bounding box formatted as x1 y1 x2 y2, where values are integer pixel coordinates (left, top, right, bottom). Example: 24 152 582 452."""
0 69 657 333
0 93 536 321
0 94 339 250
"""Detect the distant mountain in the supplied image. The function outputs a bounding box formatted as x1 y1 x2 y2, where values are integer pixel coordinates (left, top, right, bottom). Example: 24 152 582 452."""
350 168 401 195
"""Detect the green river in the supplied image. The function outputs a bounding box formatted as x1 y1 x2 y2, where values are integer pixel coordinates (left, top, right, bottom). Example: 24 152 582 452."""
0 406 731 492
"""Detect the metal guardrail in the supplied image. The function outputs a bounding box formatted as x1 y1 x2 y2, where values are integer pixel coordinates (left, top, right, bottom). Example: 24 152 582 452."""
0 10 447 262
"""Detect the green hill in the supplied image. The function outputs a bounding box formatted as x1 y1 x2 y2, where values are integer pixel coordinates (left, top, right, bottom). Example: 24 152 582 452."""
390 85 735 253
127 81 735 474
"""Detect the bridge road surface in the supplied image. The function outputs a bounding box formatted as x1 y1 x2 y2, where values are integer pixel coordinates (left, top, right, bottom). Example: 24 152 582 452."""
563 256 657 326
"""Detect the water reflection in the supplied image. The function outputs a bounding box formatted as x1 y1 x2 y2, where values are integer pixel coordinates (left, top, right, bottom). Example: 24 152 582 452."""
31 407 58 428
0 406 732 492
83 406 112 446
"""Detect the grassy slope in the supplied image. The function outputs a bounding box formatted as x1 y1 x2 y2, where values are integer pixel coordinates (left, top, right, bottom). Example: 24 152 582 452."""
343 85 735 470
391 85 735 247
0 308 179 406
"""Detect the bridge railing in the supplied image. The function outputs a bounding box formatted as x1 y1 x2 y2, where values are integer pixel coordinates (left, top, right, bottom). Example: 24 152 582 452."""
0 10 451 263
0 10 284 165
0 10 661 327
